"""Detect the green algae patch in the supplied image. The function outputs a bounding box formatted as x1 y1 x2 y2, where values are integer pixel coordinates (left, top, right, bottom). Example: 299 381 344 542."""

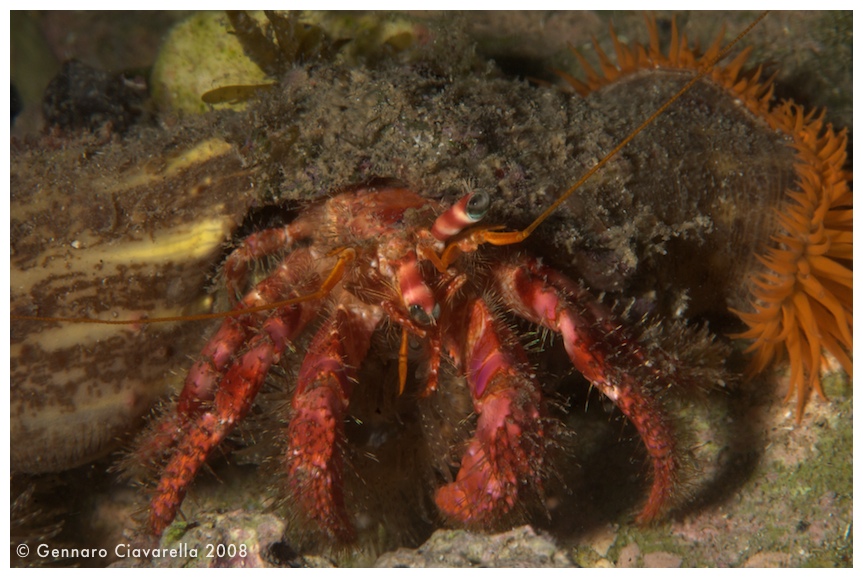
151 11 269 114
149 11 426 115
601 380 852 567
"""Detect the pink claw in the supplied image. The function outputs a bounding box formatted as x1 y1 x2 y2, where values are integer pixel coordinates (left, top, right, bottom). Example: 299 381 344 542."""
435 299 545 527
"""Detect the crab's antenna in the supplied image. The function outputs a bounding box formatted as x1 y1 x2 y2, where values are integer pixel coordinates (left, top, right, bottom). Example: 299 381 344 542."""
478 11 770 247
12 248 356 326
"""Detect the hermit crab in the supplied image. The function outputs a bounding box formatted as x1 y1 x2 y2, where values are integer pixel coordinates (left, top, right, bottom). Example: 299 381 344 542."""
10 10 851 563
129 181 705 541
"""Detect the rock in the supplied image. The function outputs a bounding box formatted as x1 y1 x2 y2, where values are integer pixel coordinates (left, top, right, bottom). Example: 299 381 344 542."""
374 526 576 568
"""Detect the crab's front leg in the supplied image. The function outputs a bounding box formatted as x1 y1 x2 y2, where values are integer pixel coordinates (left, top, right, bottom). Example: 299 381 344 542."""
127 249 320 469
495 258 679 523
285 302 382 542
149 308 305 534
140 249 322 535
223 214 317 305
435 299 546 527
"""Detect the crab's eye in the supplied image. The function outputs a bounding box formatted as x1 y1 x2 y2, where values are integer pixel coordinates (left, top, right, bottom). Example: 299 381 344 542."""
431 190 491 242
409 304 430 325
409 303 440 326
466 190 490 221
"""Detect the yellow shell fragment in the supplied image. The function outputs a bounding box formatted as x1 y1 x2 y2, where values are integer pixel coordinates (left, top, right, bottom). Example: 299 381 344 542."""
11 132 257 473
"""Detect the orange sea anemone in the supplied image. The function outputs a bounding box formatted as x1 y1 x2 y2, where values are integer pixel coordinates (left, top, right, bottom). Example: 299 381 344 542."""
558 15 852 421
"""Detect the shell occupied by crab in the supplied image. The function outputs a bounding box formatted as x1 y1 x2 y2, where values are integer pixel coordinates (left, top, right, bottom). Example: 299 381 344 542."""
9 11 851 567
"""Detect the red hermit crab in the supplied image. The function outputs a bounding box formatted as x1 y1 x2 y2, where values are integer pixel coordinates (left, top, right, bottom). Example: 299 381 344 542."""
133 181 694 542
10 11 850 562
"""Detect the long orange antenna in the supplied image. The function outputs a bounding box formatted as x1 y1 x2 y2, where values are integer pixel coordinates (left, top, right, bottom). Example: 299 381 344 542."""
12 247 356 326
479 11 770 247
